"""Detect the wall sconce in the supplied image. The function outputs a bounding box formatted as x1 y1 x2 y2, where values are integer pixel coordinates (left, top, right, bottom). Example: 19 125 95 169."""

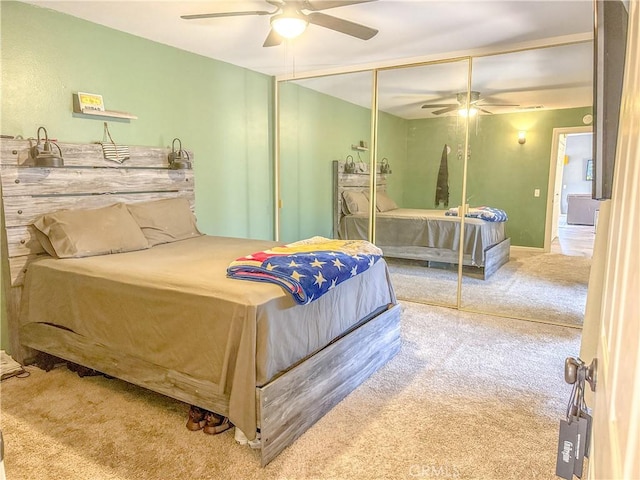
27 127 64 167
518 131 527 145
168 138 191 169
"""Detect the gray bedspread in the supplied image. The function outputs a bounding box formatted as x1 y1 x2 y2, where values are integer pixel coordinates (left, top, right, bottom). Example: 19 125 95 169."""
19 235 396 439
339 208 506 266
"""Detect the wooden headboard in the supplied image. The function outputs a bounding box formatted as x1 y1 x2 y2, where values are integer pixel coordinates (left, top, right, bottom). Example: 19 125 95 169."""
0 138 194 362
332 159 389 239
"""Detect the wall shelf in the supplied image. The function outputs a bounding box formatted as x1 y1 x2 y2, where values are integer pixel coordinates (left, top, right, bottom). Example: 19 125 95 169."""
73 107 138 120
72 94 137 119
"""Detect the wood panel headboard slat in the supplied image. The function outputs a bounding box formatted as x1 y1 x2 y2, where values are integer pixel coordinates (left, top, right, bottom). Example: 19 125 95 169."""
6 225 44 257
0 140 193 168
0 166 194 197
332 160 388 239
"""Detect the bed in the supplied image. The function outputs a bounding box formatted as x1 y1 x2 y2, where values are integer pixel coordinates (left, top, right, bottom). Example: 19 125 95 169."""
332 160 511 279
0 139 401 466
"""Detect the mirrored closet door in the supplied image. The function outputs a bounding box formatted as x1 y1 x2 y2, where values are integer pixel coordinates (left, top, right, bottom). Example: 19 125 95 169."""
459 42 594 327
375 59 470 307
276 41 594 327
277 71 373 244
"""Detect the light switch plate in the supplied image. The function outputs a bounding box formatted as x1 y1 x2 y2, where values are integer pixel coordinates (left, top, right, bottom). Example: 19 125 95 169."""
534 189 540 197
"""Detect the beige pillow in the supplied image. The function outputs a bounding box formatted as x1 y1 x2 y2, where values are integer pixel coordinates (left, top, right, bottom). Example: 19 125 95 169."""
33 203 149 258
376 190 398 212
127 197 201 247
33 228 58 257
342 191 370 214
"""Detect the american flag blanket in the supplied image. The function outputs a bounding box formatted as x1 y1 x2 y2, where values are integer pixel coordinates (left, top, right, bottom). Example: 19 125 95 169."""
445 206 508 222
227 236 383 305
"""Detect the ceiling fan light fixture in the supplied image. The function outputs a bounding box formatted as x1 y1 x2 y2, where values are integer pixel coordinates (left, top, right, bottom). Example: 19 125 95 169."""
458 107 478 117
271 12 308 39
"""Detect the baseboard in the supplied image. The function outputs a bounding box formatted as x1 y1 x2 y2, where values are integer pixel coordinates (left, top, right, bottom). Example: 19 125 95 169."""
510 245 545 255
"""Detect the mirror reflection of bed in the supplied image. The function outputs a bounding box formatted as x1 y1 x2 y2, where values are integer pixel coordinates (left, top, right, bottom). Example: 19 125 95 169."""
335 150 590 327
333 160 511 281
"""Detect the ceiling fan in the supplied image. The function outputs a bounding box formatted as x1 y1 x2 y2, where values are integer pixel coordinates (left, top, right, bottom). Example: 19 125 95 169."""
181 0 379 47
421 91 519 116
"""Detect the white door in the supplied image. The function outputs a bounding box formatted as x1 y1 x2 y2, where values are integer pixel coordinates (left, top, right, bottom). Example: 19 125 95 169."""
588 2 640 477
551 134 567 242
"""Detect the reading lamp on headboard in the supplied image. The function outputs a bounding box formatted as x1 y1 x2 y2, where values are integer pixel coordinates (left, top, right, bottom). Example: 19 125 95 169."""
27 127 64 167
168 137 191 170
380 158 392 174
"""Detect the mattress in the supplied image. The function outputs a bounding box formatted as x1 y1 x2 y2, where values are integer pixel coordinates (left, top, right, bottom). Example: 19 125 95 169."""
339 208 506 266
19 235 396 437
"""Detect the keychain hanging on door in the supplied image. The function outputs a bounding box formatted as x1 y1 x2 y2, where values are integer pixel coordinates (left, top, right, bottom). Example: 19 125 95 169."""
555 357 596 480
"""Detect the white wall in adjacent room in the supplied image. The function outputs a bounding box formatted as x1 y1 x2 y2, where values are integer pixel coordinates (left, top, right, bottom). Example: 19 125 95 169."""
561 133 594 213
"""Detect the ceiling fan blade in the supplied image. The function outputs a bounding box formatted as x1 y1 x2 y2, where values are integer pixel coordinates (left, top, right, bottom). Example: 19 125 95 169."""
478 103 520 107
307 12 378 40
263 28 283 47
181 10 274 20
477 108 493 115
421 103 456 109
303 0 378 11
432 105 460 115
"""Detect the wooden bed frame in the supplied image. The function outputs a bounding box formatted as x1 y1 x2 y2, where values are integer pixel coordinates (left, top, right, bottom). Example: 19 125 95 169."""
332 160 510 280
0 139 401 466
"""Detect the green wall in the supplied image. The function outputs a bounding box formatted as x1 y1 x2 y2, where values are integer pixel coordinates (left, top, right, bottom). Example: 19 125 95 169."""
465 108 591 247
397 107 591 247
400 116 467 209
0 1 274 352
278 81 408 243
1 1 273 238
279 81 372 242
377 112 409 204
276 78 590 250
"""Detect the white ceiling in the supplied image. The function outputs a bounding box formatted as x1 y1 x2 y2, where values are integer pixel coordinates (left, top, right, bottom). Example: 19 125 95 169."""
23 0 596 118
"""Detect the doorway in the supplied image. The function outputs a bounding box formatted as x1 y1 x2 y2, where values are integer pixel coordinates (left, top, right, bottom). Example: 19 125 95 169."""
546 126 594 254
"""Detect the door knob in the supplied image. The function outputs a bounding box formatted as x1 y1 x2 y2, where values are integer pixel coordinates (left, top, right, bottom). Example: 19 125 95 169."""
584 358 597 392
564 357 582 384
564 357 597 391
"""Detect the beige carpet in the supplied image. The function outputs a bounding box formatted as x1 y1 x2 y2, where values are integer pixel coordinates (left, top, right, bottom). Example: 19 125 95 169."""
387 251 591 326
0 302 580 479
